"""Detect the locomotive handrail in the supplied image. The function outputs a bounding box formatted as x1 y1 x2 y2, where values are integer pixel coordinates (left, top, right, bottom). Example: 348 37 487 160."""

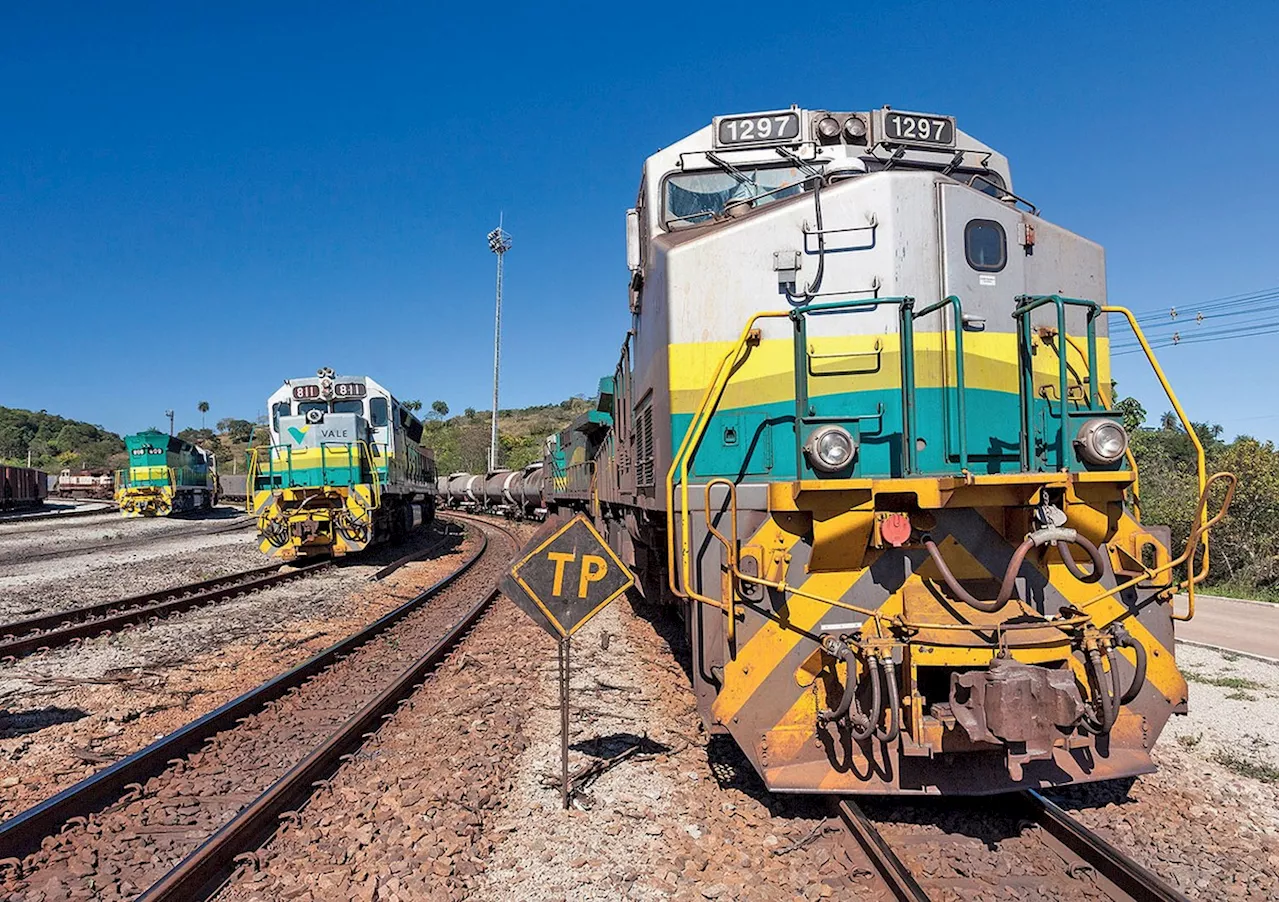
666 310 792 608
1101 305 1213 617
1079 472 1235 625
699 477 1096 641
907 295 970 472
1011 295 1103 471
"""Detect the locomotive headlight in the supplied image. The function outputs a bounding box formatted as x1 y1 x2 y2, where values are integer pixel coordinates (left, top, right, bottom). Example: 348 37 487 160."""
843 116 867 139
816 115 841 140
805 426 857 473
1074 418 1128 466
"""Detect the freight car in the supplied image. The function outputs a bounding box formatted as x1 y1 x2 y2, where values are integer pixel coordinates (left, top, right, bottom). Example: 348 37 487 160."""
54 469 113 499
114 430 217 517
0 465 48 511
248 368 436 560
437 464 546 520
494 105 1235 796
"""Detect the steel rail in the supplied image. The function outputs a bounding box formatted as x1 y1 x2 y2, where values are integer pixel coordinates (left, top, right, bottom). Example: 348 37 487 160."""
0 517 255 565
1021 790 1191 902
833 798 930 902
0 525 490 862
0 503 118 523
0 562 327 661
369 520 465 581
834 792 1190 902
140 554 508 900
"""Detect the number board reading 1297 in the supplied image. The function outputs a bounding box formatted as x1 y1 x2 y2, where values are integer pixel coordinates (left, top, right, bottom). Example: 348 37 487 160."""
880 109 955 147
716 110 801 147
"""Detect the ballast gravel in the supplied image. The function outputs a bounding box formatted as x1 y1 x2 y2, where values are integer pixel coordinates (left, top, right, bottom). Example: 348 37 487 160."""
0 523 470 820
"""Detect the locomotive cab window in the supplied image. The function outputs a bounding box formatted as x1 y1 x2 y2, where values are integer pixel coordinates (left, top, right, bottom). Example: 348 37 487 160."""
663 164 808 228
332 400 362 416
272 402 290 432
369 397 389 427
964 219 1007 272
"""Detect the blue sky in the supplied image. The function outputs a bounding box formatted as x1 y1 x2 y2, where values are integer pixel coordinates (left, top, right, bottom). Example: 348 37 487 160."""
1 2 1276 441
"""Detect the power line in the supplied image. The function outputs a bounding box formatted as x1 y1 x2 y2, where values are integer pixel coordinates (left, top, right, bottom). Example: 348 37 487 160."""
1111 285 1278 356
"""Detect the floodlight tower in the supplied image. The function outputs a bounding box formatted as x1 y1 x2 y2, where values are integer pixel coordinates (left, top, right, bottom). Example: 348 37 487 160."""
165 409 175 436
487 218 513 472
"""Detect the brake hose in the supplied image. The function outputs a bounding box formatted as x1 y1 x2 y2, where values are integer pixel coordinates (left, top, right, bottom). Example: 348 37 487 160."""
875 657 901 744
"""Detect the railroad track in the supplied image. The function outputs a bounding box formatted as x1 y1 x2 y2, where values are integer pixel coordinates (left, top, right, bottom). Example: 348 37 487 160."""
0 562 328 661
0 515 520 902
837 791 1190 901
0 516 255 565
0 502 117 523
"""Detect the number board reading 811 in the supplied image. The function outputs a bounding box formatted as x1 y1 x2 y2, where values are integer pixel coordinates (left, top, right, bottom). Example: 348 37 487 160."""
716 111 801 147
881 110 955 147
502 514 635 639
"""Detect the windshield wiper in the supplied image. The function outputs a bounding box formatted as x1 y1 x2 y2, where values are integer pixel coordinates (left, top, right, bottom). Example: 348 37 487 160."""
704 152 760 194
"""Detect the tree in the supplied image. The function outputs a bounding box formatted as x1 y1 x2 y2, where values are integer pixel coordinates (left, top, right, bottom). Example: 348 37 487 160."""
431 400 449 418
198 401 210 428
1114 397 1146 432
464 407 476 418
402 399 423 413
216 418 255 443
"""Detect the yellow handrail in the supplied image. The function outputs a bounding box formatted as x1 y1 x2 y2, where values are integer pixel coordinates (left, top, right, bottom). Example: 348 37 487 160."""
360 441 381 510
1060 332 1141 515
1102 305 1211 618
664 311 792 610
245 448 259 514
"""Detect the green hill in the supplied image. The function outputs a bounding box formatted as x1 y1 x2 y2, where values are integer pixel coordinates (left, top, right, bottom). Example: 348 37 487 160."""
0 407 125 471
200 397 594 477
421 397 593 474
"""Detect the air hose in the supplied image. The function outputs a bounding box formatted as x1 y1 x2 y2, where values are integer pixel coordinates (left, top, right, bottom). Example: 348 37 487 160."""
1080 646 1120 735
1109 624 1148 705
818 639 879 741
875 657 901 743
925 526 1109 613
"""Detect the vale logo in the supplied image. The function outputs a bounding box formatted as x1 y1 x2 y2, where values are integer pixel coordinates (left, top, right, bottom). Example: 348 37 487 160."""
288 425 310 444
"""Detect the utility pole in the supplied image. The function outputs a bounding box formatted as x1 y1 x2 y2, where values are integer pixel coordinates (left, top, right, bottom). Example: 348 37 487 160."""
165 409 175 436
487 216 513 472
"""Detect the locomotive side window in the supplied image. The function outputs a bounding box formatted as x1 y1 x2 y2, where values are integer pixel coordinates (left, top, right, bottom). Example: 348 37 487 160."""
964 219 1007 272
272 402 290 432
369 397 389 427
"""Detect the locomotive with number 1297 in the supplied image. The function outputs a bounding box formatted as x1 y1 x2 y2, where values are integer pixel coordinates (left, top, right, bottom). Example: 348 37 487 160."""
469 104 1235 796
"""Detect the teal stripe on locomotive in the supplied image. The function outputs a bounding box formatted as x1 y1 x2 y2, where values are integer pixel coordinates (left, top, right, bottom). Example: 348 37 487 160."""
672 387 1123 481
252 465 386 490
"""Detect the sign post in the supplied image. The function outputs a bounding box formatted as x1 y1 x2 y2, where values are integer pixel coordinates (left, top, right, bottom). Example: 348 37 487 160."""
501 514 635 809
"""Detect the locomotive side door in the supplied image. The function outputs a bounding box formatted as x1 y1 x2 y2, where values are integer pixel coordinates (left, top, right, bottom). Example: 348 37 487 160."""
938 181 1026 473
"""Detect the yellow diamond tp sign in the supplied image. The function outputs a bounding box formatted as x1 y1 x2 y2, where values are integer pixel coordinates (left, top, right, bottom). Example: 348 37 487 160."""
503 514 635 638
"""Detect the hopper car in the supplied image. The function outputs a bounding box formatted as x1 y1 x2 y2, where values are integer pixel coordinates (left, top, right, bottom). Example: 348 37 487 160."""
1 465 48 511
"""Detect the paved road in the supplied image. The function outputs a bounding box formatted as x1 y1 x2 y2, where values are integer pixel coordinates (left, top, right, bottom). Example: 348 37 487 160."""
1174 593 1279 660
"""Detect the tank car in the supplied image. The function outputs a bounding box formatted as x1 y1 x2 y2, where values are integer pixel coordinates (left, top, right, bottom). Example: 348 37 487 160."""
0 465 48 511
115 430 217 517
248 368 436 560
528 105 1234 795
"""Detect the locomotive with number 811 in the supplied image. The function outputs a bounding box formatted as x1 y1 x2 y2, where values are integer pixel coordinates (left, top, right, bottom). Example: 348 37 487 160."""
248 368 436 560
515 103 1234 795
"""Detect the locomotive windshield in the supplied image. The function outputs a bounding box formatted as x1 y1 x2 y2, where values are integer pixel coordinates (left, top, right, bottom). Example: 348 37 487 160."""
664 164 808 227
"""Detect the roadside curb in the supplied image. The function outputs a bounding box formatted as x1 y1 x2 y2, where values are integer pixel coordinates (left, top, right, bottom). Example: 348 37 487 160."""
1175 638 1279 665
1180 593 1280 609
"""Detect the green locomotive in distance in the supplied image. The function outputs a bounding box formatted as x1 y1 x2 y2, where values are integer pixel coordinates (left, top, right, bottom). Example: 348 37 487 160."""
115 430 217 517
